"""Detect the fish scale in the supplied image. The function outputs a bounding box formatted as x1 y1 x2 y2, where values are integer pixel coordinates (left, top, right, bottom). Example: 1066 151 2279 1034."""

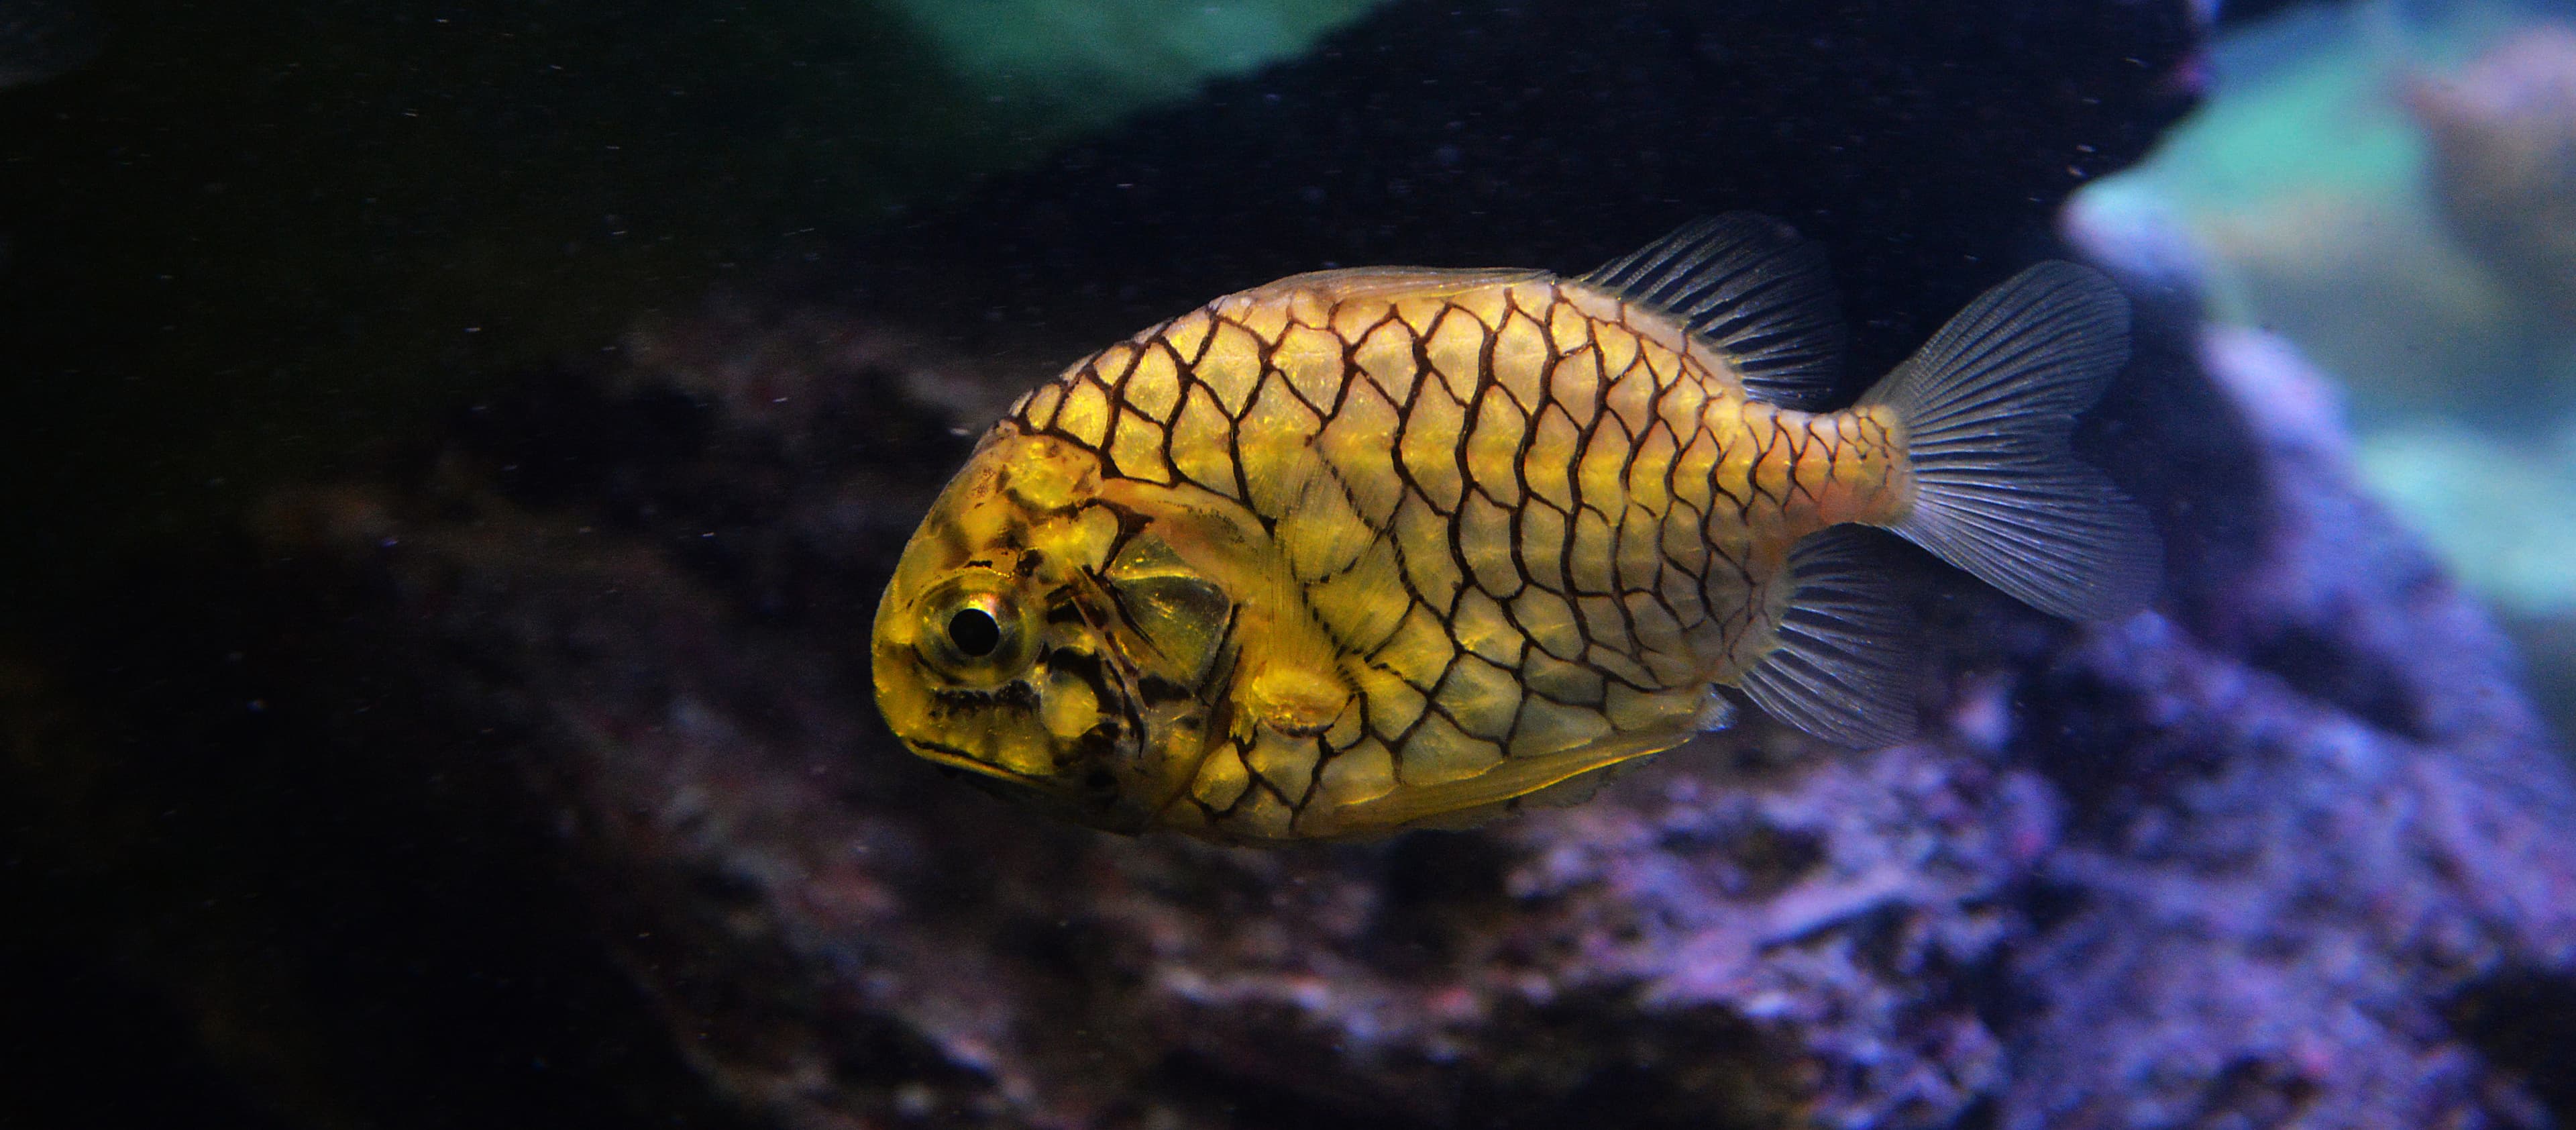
1000 270 1896 837
875 215 2159 842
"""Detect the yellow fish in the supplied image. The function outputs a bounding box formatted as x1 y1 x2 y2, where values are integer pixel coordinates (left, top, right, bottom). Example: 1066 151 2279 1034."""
872 215 2159 842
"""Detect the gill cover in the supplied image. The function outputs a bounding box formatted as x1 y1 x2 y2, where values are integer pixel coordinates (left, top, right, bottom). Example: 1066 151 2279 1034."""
871 432 1234 832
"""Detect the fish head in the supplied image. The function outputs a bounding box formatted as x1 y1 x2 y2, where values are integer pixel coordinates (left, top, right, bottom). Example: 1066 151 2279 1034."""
873 429 1235 833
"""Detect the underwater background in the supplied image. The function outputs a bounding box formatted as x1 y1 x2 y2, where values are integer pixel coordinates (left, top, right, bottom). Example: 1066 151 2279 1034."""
2 1 2573 1127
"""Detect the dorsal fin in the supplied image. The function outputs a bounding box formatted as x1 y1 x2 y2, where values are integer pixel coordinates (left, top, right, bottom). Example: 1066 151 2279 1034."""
1578 213 1848 411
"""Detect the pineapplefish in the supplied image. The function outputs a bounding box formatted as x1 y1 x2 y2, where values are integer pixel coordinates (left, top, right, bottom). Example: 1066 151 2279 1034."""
872 215 2160 842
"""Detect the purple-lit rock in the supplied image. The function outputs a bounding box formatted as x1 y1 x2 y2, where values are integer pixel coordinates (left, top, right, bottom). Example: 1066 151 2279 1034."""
256 277 2576 1127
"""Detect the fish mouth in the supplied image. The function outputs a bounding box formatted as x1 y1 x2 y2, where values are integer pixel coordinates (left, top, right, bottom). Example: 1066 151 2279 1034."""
903 735 1056 789
903 735 1157 835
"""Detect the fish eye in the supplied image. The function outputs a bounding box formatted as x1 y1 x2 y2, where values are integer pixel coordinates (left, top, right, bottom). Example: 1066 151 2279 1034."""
947 606 1002 657
916 582 1031 683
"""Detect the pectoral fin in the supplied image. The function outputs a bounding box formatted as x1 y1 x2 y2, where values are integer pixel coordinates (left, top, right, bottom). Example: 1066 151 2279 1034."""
1240 663 1350 738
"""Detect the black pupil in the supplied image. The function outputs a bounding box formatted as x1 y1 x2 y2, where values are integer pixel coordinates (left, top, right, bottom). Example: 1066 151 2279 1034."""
947 607 1003 658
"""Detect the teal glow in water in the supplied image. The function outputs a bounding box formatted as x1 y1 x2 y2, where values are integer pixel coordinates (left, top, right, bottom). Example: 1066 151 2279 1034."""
2075 0 2576 619
900 0 1388 134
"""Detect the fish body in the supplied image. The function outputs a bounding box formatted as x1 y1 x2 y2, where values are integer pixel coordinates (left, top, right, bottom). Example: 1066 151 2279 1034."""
873 216 2159 842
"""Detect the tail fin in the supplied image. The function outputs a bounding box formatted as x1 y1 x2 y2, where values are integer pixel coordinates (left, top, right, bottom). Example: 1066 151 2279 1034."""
1860 262 2161 620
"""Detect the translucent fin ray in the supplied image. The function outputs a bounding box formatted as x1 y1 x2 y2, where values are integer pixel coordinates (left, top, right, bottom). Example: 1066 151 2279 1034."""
1578 213 1848 410
1737 527 1921 748
1861 262 2161 621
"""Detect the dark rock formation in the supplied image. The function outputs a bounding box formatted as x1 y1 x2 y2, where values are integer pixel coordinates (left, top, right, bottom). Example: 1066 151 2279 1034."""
853 0 2200 384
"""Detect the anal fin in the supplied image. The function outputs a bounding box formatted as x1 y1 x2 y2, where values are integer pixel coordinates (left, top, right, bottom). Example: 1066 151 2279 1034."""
1735 526 1922 748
